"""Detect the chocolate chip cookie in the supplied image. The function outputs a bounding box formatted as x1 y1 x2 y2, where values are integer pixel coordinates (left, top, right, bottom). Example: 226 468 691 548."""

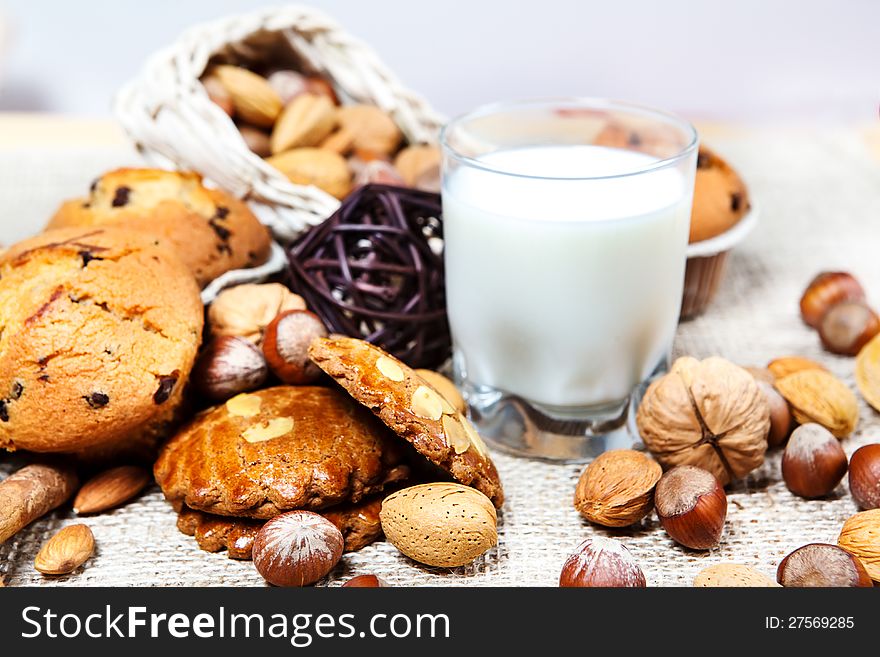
154 386 411 518
48 168 272 288
691 146 750 243
0 226 203 455
308 336 504 508
176 494 385 559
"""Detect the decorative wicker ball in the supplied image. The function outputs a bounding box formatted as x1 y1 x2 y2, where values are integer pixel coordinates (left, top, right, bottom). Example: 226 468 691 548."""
287 184 450 368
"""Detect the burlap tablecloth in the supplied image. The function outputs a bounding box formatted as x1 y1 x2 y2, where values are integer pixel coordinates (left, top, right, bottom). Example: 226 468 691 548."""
1 119 879 587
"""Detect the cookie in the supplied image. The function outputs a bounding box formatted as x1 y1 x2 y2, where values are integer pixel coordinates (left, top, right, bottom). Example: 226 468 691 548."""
308 336 504 508
176 494 385 559
48 168 272 288
0 227 203 454
690 146 750 243
154 386 410 518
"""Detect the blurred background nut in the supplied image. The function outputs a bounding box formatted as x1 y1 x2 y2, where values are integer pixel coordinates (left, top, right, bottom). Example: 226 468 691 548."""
559 537 646 588
208 283 306 343
818 300 880 356
271 92 337 154
192 336 268 401
848 444 880 509
262 310 328 384
776 543 872 587
353 160 405 187
414 369 466 414
636 356 769 485
694 563 778 587
855 334 880 412
767 356 826 380
336 104 403 157
799 271 865 329
266 147 352 199
781 423 848 498
394 145 441 188
774 369 859 438
201 74 233 116
238 125 272 158
756 381 792 447
654 465 727 550
837 509 880 582
573 450 662 527
265 69 309 105
212 65 282 127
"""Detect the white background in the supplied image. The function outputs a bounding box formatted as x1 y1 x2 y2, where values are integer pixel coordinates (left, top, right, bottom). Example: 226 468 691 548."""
0 0 877 122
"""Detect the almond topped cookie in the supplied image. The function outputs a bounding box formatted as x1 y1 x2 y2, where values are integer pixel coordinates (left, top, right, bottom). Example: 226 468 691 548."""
308 336 504 508
154 386 410 518
48 168 272 287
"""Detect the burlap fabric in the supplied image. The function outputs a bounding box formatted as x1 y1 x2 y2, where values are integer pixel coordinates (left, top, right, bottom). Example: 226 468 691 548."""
1 126 878 586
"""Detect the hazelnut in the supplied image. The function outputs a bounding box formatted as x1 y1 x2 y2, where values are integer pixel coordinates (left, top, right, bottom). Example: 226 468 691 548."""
239 125 272 158
837 509 880 582
818 300 880 356
800 271 865 328
266 69 309 105
193 336 268 401
353 160 405 188
636 357 769 485
573 450 662 527
776 543 872 587
262 310 328 384
757 381 792 447
654 465 727 550
781 423 848 498
252 510 344 587
848 443 880 509
559 537 646 587
304 76 339 105
342 574 389 587
208 283 306 343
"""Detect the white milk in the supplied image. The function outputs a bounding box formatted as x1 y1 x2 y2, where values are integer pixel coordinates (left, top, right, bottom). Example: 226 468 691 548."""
442 145 692 408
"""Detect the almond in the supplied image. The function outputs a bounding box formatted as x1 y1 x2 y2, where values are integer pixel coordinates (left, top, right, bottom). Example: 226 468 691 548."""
318 127 356 155
271 92 337 154
693 563 779 587
241 417 294 443
415 369 466 414
74 465 151 515
856 333 880 412
394 145 441 187
336 105 403 157
213 65 282 128
411 385 443 421
266 148 351 199
767 356 827 380
574 450 662 528
376 355 405 382
774 369 859 438
34 524 95 575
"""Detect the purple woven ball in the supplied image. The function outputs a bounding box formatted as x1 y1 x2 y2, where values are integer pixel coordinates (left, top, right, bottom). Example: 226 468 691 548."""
287 184 450 368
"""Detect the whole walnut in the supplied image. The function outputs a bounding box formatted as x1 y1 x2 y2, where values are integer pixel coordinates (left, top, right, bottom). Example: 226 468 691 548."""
208 283 305 343
636 356 770 485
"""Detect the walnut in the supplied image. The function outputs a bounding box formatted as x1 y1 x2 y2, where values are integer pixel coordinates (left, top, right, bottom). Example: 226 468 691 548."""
208 283 305 343
636 356 770 485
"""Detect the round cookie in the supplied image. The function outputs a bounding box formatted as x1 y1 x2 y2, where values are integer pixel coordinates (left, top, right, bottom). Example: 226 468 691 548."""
308 336 504 508
0 226 203 454
176 494 385 559
690 146 750 243
48 168 272 288
154 386 411 518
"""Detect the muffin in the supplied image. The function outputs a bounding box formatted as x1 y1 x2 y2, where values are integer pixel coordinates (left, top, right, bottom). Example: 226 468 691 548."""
0 226 203 454
47 168 272 288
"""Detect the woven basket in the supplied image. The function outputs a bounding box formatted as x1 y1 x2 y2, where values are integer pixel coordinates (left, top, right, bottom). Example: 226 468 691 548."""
114 5 445 244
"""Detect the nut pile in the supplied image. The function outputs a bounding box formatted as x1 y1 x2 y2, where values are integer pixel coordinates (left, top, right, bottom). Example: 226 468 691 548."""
561 271 880 586
203 65 440 199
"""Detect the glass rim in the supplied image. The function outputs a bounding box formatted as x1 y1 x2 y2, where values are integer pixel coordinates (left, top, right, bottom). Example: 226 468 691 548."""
440 97 699 181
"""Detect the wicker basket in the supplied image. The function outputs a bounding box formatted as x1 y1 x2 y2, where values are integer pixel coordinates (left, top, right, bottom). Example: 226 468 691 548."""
114 5 445 244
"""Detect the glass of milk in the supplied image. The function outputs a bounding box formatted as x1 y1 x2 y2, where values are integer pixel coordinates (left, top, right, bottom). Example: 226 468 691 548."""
440 99 698 461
